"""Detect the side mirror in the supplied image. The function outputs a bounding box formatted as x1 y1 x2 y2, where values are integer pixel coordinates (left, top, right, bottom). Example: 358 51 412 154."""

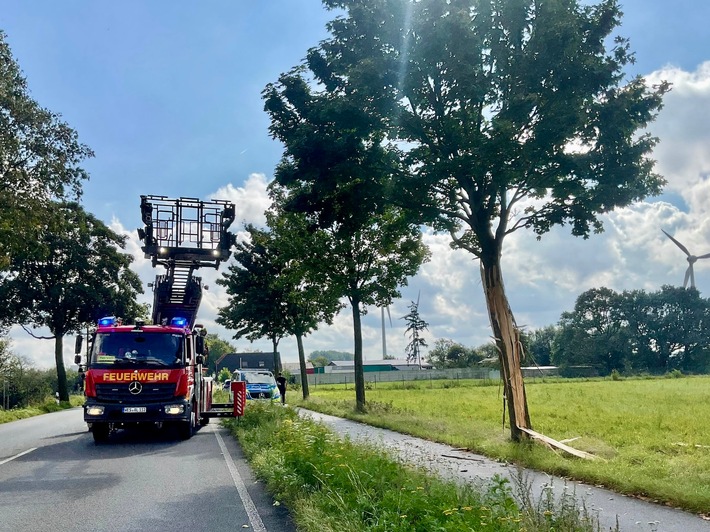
74 335 83 355
195 335 204 355
195 354 204 366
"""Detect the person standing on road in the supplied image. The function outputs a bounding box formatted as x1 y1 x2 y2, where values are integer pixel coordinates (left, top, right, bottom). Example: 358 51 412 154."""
276 373 287 404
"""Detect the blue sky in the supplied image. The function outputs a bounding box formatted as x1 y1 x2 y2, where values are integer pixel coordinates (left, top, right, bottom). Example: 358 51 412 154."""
2 1 710 368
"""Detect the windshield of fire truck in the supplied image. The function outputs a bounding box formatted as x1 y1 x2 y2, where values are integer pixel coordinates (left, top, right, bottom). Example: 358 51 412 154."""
90 332 184 367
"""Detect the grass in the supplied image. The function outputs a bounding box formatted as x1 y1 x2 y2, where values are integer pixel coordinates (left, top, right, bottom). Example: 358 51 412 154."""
294 375 710 516
225 401 608 531
0 395 84 424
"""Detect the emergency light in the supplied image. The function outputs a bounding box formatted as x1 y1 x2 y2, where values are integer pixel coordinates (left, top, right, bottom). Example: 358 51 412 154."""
97 316 117 327
171 317 188 327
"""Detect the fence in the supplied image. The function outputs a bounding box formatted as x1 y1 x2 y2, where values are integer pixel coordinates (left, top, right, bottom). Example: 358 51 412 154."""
302 367 501 387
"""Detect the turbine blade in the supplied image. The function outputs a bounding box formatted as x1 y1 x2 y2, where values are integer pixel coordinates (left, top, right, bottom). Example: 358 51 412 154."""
690 266 696 289
697 252 710 259
662 229 691 256
416 290 421 307
386 306 392 327
683 266 691 288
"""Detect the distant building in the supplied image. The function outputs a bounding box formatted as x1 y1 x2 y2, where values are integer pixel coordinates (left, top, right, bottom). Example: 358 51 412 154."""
282 361 315 375
215 352 280 374
316 359 433 373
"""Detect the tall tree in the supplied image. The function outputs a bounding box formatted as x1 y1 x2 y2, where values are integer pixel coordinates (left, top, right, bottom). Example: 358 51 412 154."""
402 296 428 366
270 0 668 438
266 202 344 399
522 325 559 367
217 224 290 373
0 202 142 401
646 286 710 373
265 64 430 412
554 287 628 373
426 338 483 369
0 31 93 270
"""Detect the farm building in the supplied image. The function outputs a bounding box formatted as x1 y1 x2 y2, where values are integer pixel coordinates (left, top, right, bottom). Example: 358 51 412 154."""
214 352 281 374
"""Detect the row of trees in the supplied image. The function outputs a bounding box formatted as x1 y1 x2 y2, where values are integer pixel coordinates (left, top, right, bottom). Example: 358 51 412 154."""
0 338 81 409
429 286 710 376
0 31 143 401
553 286 710 374
219 0 667 440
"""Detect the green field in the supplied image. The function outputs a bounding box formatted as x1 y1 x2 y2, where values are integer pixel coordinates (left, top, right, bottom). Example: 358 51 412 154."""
294 375 710 515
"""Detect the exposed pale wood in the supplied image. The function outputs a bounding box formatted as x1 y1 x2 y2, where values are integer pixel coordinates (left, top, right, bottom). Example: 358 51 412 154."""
518 427 599 461
559 436 581 444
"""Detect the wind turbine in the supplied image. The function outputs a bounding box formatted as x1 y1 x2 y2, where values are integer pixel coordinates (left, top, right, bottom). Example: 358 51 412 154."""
381 306 392 359
662 229 710 289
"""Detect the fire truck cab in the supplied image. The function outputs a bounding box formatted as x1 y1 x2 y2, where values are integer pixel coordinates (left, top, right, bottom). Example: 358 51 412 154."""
76 196 237 443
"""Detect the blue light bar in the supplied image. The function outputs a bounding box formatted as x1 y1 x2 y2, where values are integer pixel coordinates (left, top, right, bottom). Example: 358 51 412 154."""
171 317 188 327
98 316 117 327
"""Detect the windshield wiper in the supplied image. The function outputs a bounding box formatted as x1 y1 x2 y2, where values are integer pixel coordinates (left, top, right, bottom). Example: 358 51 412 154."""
142 357 169 366
112 358 141 366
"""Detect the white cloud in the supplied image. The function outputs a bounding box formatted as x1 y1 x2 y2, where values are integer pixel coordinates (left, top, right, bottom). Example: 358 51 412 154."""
210 173 272 229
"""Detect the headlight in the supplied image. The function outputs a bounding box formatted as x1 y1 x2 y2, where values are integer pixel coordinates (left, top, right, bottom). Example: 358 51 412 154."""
86 406 104 416
164 404 185 415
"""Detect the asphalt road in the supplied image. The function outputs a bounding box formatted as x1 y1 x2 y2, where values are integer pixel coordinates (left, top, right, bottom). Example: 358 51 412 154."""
0 408 295 532
300 409 710 532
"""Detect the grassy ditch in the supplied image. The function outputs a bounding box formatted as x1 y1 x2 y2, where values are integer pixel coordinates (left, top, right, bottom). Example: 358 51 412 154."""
225 402 608 532
0 395 84 424
294 375 710 515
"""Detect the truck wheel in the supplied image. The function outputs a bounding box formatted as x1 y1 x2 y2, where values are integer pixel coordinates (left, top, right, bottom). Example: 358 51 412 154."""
179 404 196 440
92 423 110 444
199 415 209 426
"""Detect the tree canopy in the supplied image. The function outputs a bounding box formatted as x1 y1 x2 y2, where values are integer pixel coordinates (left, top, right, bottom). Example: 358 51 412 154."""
0 201 142 400
218 207 344 397
0 31 93 270
265 0 668 438
217 224 291 372
554 286 710 374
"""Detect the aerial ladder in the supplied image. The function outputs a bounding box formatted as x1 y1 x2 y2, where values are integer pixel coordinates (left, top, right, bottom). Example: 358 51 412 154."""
137 195 236 326
137 195 245 424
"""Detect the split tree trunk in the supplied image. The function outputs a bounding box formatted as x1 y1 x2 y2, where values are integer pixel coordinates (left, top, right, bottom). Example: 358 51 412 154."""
271 338 281 374
480 256 531 441
296 333 310 400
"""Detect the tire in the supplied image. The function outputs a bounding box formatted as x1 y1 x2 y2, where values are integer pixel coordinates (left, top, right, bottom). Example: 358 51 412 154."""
199 415 209 426
179 404 196 440
92 423 110 444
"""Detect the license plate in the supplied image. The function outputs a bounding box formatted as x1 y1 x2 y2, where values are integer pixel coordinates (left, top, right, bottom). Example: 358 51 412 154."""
122 407 146 413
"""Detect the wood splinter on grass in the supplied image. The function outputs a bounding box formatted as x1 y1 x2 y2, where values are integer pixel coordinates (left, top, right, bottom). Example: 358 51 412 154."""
517 427 600 461
673 442 710 449
441 454 485 462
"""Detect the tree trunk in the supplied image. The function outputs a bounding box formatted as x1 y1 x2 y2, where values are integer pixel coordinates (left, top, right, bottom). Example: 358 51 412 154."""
272 337 281 374
296 333 310 400
351 296 366 412
480 257 531 441
54 333 69 402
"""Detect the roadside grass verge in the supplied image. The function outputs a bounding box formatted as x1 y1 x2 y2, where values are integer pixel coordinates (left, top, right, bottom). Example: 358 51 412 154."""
225 402 608 532
294 376 710 515
0 394 84 424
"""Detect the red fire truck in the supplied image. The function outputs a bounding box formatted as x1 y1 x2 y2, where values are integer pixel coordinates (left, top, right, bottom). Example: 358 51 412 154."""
76 196 240 443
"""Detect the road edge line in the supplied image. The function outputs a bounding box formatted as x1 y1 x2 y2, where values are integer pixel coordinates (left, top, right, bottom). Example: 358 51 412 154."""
215 429 267 532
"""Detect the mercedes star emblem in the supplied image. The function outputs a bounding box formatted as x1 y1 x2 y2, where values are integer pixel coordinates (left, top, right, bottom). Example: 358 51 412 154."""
128 381 142 395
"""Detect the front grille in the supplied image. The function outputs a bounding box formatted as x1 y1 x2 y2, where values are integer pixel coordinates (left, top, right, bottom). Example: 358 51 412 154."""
95 383 176 403
248 388 274 399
